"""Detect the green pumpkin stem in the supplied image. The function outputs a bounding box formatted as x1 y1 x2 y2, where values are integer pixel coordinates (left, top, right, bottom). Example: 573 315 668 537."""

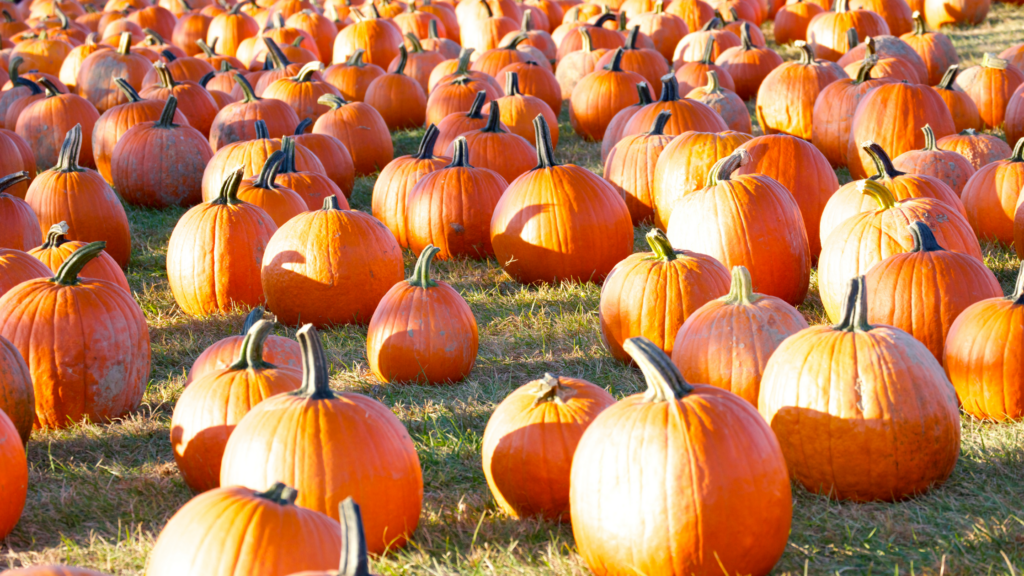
854 55 877 83
645 228 676 261
861 140 904 179
466 91 488 119
700 16 721 30
704 149 747 187
196 38 217 57
625 337 694 401
229 319 276 370
295 323 337 400
578 27 593 52
722 265 760 305
212 167 246 206
339 498 371 576
414 124 441 159
635 81 652 105
114 77 144 102
156 95 179 127
54 124 85 173
502 32 527 50
648 109 671 135
593 11 616 27
505 71 522 96
533 115 559 169
845 27 858 51
241 306 265 334
323 195 343 210
264 36 291 70
408 245 441 288
281 136 303 174
1011 138 1024 163
255 482 300 506
858 179 896 210
703 70 723 94
38 77 63 97
199 71 215 87
294 61 324 82
428 19 440 39
0 171 30 195
346 49 367 67
480 100 506 133
795 40 815 65
920 124 937 151
234 73 261 103
699 36 715 65
739 22 754 50
908 221 944 252
658 74 679 102
406 32 425 53
625 25 639 49
254 119 270 139
604 47 625 72
254 150 284 188
911 10 926 35
834 276 872 332
455 47 474 75
393 44 410 75
52 241 106 286
295 117 313 134
937 64 959 90
319 93 348 109
117 31 132 55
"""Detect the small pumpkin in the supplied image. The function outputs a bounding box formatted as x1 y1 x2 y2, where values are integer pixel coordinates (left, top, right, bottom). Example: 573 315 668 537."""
931 64 982 133
627 0 689 62
139 61 220 137
185 307 302 386
493 71 558 147
495 60 562 116
425 52 501 129
1006 82 1024 147
234 149 307 226
389 33 444 93
569 47 649 141
840 34 922 83
673 35 735 94
208 73 300 150
433 90 507 156
364 45 427 130
593 25 670 96
603 110 674 224
935 128 1012 170
372 124 449 248
755 41 847 141
313 94 394 176
923 0 988 30
290 120 356 198
892 124 975 196
683 70 750 133
899 10 957 86
713 22 782 100
450 100 536 184
205 2 260 58
620 73 728 138
332 3 404 67
671 17 739 64
16 77 101 170
0 171 41 251
28 221 129 291
322 49 385 102
0 407 27 540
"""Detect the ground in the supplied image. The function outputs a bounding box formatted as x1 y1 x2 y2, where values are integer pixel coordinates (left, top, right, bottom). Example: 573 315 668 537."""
3 6 1024 574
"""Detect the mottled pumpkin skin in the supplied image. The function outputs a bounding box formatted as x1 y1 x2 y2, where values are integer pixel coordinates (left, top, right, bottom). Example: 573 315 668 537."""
604 130 674 225
755 49 846 140
481 376 615 521
0 277 151 429
0 408 28 540
93 99 189 185
0 335 34 444
145 486 342 576
936 131 1012 170
892 144 976 196
571 384 792 576
76 48 154 113
16 93 101 170
111 118 213 209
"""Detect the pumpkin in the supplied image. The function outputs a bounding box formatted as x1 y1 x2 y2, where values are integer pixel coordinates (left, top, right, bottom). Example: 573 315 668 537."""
273 135 348 211
848 0 912 34
9 31 72 76
556 13 623 63
185 308 302 387
461 1 520 53
285 126 354 200
393 4 445 41
671 265 807 406
1001 42 1024 71
139 61 219 137
149 49 217 85
372 124 449 248
683 71 750 133
16 78 100 170
931 64 982 133
2 78 45 135
451 100 536 184
600 81 653 163
250 37 310 95
667 150 810 305
952 53 1024 131
713 23 781 100
817 179 980 322
205 2 259 57
0 171 41 251
620 74 727 138
569 48 649 141
220 324 423 554
232 149 306 226
600 227 730 361
332 8 404 68
811 57 893 168
0 130 34 198
282 497 376 576
847 80 955 179
805 0 890 62
406 137 508 259
472 32 532 78
935 128 1012 170
651 129 752 229
313 94 393 175
554 28 610 101
923 0 987 29
627 0 688 63
1007 83 1024 147
899 11 957 86
493 71 558 146
167 168 277 316
363 45 427 130
671 17 739 64
755 41 846 141
673 36 734 94
759 275 960 501
665 0 715 32
491 117 633 284
603 110 673 224
388 33 443 94
774 0 824 45
171 319 302 493
0 407 27 540
593 25 669 96
322 49 385 102
76 32 154 113
495 60 562 116
571 337 792 576
28 221 129 291
419 19 460 59
261 62 339 127
209 73 300 150
433 90 504 155
428 48 504 95
24 125 131 267
172 12 213 57
840 35 922 83
865 221 1001 361
146 483 342 576
958 138 1024 245
481 373 614 520
58 33 109 93
892 124 975 195
0 59 44 130
0 328 33 445
0 247 51 300
0 241 150 428
425 58 501 129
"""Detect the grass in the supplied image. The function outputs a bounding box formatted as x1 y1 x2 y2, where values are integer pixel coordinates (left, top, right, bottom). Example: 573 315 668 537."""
4 5 1024 574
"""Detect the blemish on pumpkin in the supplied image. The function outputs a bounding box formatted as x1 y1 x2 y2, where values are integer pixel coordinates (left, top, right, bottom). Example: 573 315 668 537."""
854 376 865 412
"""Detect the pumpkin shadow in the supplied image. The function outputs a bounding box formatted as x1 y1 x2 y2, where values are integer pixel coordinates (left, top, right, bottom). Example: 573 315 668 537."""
485 421 573 522
373 328 476 385
171 421 233 494
262 249 377 326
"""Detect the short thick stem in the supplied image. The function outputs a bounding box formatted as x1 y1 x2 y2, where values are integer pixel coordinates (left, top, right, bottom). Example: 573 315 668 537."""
229 319 276 370
833 276 872 332
625 337 694 402
408 245 440 288
721 265 759 305
645 228 676 261
858 179 896 210
704 149 748 188
908 221 945 252
447 136 472 167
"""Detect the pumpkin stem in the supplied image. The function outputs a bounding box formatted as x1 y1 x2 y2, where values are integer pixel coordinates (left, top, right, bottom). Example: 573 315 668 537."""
937 64 959 90
531 374 568 406
264 36 291 69
1011 138 1024 163
502 32 527 50
480 100 506 133
533 115 559 169
113 77 144 102
0 171 29 195
156 95 179 128
154 62 177 89
254 119 270 140
578 27 593 52
835 0 850 11
505 71 522 95
908 221 944 252
625 25 639 49
295 323 337 400
616 11 628 32
657 74 679 102
408 245 441 288
701 16 722 30
604 47 625 72
212 167 246 206
636 81 653 105
229 319 276 370
295 118 313 134
593 12 616 27
318 93 348 109
721 265 760 305
196 38 217 57
854 55 877 83
861 141 904 180
794 40 815 65
625 337 694 402
255 482 300 506
394 44 410 75
39 77 63 97
52 241 106 286
428 19 440 39
703 70 723 94
740 22 755 50
254 150 284 188
648 109 671 135
704 149 748 187
858 179 896 210
339 498 371 576
234 73 261 103
447 136 472 168
1011 262 1024 305
480 0 493 18
845 27 858 52
415 124 441 159
655 0 664 13
911 10 926 35
346 49 367 67
645 228 676 261
982 52 1009 70
13 78 42 95
699 35 715 65
921 124 937 151
466 91 487 119
454 47 474 75
241 306 265 334
520 9 533 32
54 124 85 173
117 31 132 55
200 71 215 87
294 60 324 82
833 276 872 332
406 32 425 53
280 136 303 174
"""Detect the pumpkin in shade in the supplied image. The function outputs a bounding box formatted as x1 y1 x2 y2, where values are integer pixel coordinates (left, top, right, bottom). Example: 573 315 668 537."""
865 221 1001 361
139 62 221 138
923 0 988 29
569 48 649 141
24 126 132 268
29 222 129 292
811 57 892 169
481 373 614 521
425 59 501 129
167 168 277 316
817 180 980 323
0 171 41 251
314 94 393 176
600 228 730 361
16 78 100 170
759 276 960 501
496 60 562 116
684 71 750 133
959 138 1024 245
406 137 508 260
603 110 674 224
290 121 356 198
364 45 427 130
600 82 653 163
0 248 51 300
145 483 342 576
323 49 385 103
219 324 423 554
953 53 1024 130
372 125 449 248
185 308 302 386
1007 83 1024 147
671 265 808 407
755 41 846 141
621 74 728 138
111 96 212 209
571 336 792 576
673 36 734 95
667 150 810 306
0 407 27 540
0 330 34 445
931 64 982 133
805 0 890 62
420 19 460 59
2 79 45 139
900 11 957 86
433 90 506 156
452 100 537 184
672 17 740 64
847 79 955 179
0 241 150 429
76 33 154 113
713 23 781 100
493 71 558 147
171 319 302 493
774 0 824 45
234 150 307 227
892 124 975 196
936 128 1011 170
593 26 669 96
554 27 611 101
491 117 634 284
366 245 478 384
208 73 300 150
944 263 1024 421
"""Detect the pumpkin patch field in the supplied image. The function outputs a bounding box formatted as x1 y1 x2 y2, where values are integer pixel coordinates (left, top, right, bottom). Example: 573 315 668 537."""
2 0 1024 572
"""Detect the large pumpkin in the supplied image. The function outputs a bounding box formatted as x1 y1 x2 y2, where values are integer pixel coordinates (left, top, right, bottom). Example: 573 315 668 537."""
490 116 634 284
891 124 975 196
755 41 847 140
0 241 150 429
0 407 27 540
759 276 960 501
220 324 423 554
811 56 894 168
571 337 792 576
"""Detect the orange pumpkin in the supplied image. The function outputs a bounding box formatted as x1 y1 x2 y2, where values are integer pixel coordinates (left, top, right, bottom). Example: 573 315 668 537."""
313 93 394 175
0 328 34 444
599 81 653 162
76 32 154 113
28 221 129 291
364 45 427 130
900 10 957 86
139 61 219 137
953 53 1024 131
627 0 688 62
205 2 259 57
0 247 51 300
208 73 301 150
1007 82 1024 147
419 19 460 59
673 35 735 94
931 64 982 133
840 35 923 83
290 121 356 198
805 0 890 62
755 41 847 141
811 57 894 169
603 109 673 224
16 77 100 170
935 128 1012 170
58 33 109 93
959 138 1024 245
774 0 824 45
452 100 537 184
0 407 27 540
322 49 385 102
683 70 751 133
388 32 444 93
671 17 739 64
620 74 728 138
232 150 306 227
554 27 611 101
372 125 449 248
891 124 975 195
493 71 558 146
569 47 649 141
495 60 561 116
0 171 41 251
433 90 506 156
713 22 782 100
556 13 623 63
593 25 669 96
185 307 302 386
425 56 501 129
923 0 988 29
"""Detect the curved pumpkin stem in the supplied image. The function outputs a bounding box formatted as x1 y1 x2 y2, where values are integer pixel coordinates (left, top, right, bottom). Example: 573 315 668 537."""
794 40 815 65
197 38 217 57
921 124 937 151
625 337 694 402
454 47 474 75
52 241 106 286
721 265 760 305
254 149 284 188
657 74 679 102
480 100 506 133
704 149 748 187
501 32 527 50
234 73 261 103
908 221 944 252
229 319 276 370
212 167 246 206
408 245 441 288
465 91 488 119
936 64 959 90
38 77 63 97
318 93 349 109
593 11 616 27
200 71 216 87
854 55 878 84
701 16 722 30
114 77 144 102
294 61 324 82
339 498 371 576
648 109 671 135
0 171 30 195
858 179 896 211
604 47 625 72
505 71 522 96
254 119 271 139
833 276 872 332
1010 138 1024 163
295 118 313 135
264 36 292 70
406 32 426 53
54 124 85 173
479 0 494 18
739 22 755 50
578 27 594 53
861 141 904 180
699 35 715 65
415 124 441 160
625 25 639 50
702 70 723 95
255 482 300 506
394 45 410 75
156 95 179 128
645 228 676 261
911 10 926 35
346 49 367 67
447 136 472 168
533 115 558 169
241 306 265 334
835 0 850 12
295 323 337 400
636 81 653 105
